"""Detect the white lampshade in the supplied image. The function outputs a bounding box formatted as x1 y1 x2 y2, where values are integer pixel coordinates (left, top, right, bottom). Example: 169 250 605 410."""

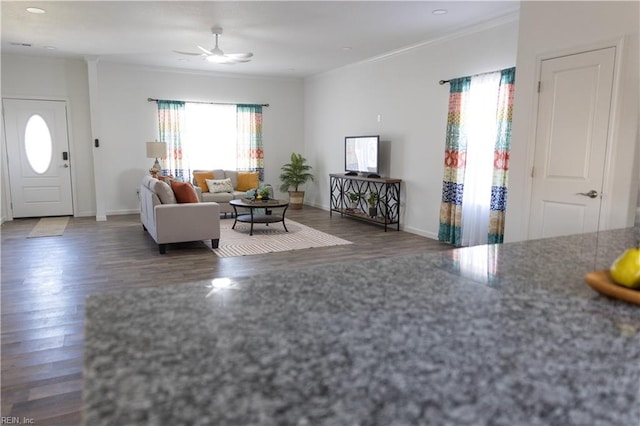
146 141 167 172
146 141 167 159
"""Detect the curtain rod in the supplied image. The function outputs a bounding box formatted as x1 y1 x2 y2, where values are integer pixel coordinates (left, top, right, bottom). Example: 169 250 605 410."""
147 97 269 107
440 66 515 85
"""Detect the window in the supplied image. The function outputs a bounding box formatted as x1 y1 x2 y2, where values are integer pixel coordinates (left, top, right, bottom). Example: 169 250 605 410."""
459 73 502 246
184 103 236 170
157 100 264 181
24 114 53 174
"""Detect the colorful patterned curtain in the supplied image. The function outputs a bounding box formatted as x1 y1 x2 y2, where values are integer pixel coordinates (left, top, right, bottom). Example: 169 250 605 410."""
236 104 264 181
488 67 516 244
438 67 515 246
438 77 471 245
157 100 188 180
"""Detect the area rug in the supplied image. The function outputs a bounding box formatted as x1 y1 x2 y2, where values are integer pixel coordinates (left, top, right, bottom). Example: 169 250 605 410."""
213 219 352 258
28 216 70 238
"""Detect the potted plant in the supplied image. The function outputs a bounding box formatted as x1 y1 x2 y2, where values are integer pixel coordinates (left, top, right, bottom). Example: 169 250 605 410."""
279 152 314 209
257 186 271 201
347 192 361 210
367 191 379 217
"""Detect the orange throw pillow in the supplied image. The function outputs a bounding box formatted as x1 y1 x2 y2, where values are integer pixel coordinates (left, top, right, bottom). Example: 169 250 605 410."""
171 181 199 203
193 171 215 192
237 172 259 191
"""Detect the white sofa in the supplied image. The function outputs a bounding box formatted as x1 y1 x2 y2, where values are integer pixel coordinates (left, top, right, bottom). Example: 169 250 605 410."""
140 176 220 254
192 169 273 216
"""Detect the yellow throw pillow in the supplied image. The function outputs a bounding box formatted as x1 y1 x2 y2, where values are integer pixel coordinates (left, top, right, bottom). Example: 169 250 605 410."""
236 172 259 191
193 171 215 192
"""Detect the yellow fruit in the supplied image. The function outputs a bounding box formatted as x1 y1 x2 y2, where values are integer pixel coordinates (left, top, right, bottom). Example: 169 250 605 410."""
610 246 640 289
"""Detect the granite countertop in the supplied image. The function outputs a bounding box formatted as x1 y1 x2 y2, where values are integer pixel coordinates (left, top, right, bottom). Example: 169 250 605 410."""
83 228 640 425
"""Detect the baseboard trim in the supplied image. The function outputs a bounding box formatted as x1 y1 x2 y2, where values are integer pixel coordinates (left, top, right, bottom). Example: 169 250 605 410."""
106 209 139 216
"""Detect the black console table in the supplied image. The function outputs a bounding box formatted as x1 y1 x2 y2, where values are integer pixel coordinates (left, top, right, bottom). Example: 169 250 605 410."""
329 174 402 231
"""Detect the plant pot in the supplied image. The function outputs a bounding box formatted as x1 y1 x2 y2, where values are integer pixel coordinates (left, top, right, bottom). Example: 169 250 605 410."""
369 207 377 217
349 202 358 210
288 191 305 209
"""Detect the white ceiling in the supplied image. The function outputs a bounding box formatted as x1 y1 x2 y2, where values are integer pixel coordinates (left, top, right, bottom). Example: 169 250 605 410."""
1 1 520 78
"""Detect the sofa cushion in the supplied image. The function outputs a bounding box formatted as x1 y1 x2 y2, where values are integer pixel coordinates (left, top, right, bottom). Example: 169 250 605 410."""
237 171 259 191
201 191 234 203
193 171 215 192
152 179 177 204
171 181 199 203
206 178 234 193
224 170 238 189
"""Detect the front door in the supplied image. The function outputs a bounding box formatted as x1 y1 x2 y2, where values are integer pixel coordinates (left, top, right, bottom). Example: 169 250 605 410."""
528 47 615 239
3 99 73 217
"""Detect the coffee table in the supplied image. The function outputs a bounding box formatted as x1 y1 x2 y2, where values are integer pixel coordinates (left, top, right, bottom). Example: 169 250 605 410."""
229 198 289 236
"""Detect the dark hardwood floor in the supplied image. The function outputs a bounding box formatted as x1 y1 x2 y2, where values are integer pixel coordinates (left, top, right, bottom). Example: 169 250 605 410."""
1 206 453 425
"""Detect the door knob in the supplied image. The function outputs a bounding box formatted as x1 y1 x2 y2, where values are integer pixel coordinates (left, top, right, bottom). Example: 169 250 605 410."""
577 189 598 199
63 164 69 168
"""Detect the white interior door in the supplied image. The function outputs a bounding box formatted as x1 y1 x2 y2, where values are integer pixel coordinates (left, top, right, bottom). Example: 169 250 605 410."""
3 99 73 217
528 47 615 239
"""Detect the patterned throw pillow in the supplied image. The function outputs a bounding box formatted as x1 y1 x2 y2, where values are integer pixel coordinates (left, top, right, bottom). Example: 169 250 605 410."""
170 181 199 203
236 172 260 191
193 171 215 192
205 178 234 194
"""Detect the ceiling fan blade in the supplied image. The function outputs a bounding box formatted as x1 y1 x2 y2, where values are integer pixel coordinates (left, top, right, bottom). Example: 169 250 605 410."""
225 52 253 60
173 50 204 56
179 26 252 65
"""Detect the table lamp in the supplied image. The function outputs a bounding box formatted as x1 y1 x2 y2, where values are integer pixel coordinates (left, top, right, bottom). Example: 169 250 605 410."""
146 141 167 171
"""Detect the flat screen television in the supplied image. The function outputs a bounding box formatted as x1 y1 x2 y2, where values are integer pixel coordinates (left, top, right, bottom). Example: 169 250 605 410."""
345 135 380 177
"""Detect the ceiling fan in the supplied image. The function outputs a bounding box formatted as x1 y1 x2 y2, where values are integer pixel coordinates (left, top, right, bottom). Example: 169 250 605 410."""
174 27 253 64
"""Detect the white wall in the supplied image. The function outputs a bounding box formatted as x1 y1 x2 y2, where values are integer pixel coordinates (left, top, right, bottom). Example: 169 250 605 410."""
95 62 303 215
505 1 639 242
1 56 304 218
1 55 95 218
303 17 519 238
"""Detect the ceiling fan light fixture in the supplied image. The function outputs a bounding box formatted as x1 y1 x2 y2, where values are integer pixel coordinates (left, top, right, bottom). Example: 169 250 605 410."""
210 47 225 57
206 55 229 64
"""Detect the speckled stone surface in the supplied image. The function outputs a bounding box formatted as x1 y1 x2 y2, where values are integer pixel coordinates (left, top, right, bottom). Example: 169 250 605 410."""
84 228 640 426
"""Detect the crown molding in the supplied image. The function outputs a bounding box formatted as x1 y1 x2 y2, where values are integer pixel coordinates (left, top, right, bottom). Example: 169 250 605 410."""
309 10 520 80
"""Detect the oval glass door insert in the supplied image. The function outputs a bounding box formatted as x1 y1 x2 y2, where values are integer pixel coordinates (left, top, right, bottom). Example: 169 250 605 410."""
24 114 53 174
